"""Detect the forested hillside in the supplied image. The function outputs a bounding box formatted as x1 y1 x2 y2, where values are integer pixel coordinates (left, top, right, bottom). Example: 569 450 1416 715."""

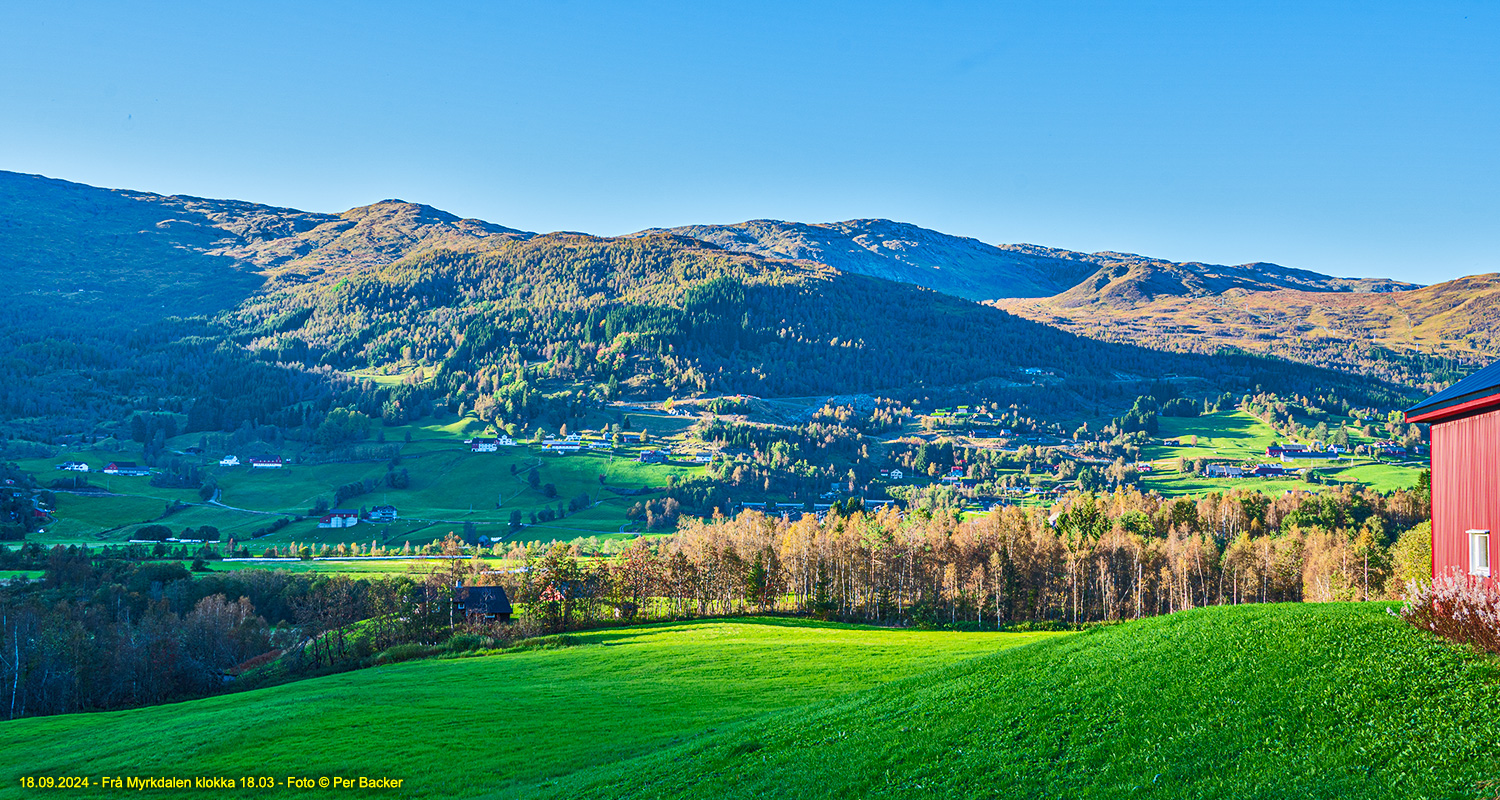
0 171 1429 445
234 231 1413 413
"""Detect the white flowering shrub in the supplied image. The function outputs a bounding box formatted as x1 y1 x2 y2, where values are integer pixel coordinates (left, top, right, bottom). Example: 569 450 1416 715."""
1398 570 1500 654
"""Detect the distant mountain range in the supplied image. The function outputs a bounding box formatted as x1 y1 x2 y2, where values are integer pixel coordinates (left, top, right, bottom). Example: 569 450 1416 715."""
0 169 1490 397
637 219 1414 303
2 168 1431 441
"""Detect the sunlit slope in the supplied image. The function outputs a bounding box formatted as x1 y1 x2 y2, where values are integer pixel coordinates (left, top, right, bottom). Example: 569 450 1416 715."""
0 620 1052 800
547 604 1500 800
1000 273 1500 386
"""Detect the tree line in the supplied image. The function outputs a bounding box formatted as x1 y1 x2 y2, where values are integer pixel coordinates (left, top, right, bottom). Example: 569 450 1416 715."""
507 481 1431 630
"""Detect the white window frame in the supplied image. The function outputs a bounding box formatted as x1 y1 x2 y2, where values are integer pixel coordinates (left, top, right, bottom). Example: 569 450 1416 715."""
1469 530 1491 578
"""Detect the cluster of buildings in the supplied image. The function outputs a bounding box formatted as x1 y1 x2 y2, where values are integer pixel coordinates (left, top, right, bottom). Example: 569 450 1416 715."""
1205 463 1297 479
469 435 518 452
940 467 978 488
468 431 655 454
317 504 399 529
215 456 283 468
1266 443 1341 461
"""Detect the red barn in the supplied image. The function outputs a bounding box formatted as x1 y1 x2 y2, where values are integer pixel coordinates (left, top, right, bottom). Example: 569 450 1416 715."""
1406 360 1500 582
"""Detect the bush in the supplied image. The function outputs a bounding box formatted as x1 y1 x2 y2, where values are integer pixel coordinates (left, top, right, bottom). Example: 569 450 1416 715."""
373 643 440 666
446 634 490 653
1398 571 1500 654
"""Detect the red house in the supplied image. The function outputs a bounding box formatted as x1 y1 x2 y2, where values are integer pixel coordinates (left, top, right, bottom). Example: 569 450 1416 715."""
1407 360 1500 582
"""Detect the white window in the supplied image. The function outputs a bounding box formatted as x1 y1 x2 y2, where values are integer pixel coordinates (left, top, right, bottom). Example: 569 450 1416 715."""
1469 530 1491 578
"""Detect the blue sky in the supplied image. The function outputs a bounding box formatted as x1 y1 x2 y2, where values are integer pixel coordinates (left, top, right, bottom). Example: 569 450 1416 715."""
2 1 1495 284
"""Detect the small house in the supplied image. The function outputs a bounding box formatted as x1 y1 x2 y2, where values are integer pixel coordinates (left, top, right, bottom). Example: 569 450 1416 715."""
693 453 713 463
497 435 517 447
471 438 499 453
368 505 398 523
56 461 89 472
453 585 513 621
1206 464 1244 479
219 455 240 467
888 469 903 481
619 433 643 444
638 449 669 465
318 510 360 529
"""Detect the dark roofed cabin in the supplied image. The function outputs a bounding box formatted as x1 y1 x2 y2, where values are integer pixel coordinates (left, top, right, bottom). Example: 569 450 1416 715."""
454 585 513 621
1407 358 1500 583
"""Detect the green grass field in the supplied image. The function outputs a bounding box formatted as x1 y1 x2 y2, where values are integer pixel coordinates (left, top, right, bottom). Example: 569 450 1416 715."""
23 414 708 548
2 605 1494 798
1140 410 1424 496
546 604 1500 799
0 620 1051 799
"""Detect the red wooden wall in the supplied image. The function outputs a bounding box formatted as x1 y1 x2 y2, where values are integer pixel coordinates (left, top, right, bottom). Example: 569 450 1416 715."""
1431 407 1500 579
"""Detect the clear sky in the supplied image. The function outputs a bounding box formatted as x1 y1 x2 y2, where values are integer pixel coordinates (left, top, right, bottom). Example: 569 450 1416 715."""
2 1 1495 284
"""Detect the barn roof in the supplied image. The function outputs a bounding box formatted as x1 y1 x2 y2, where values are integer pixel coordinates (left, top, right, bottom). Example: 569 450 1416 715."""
455 585 512 615
1408 358 1500 423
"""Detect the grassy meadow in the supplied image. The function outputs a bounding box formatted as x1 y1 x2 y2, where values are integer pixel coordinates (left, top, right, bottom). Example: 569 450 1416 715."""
2 605 1494 798
0 620 1053 799
20 414 709 550
547 604 1500 800
1139 409 1424 496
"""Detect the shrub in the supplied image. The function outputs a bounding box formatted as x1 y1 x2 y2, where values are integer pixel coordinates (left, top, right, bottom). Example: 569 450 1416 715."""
1398 571 1500 654
446 634 483 653
373 643 440 665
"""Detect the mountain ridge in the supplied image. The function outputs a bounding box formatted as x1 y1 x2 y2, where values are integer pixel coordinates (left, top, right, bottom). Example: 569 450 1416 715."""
638 217 1418 303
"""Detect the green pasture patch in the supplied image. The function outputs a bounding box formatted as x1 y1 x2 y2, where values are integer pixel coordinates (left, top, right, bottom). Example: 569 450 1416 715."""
548 604 1500 800
0 620 1052 799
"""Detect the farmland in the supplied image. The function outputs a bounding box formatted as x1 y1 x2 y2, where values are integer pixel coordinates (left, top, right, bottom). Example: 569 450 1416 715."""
18 413 710 551
1138 409 1425 495
1 605 1491 799
15 400 1429 558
